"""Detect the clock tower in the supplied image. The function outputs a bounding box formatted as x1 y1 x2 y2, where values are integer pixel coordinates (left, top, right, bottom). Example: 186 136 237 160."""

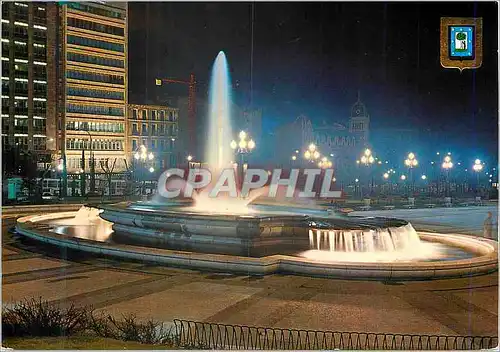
349 91 370 147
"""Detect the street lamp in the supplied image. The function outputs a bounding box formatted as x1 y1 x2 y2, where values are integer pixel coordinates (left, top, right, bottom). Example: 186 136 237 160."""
442 155 453 197
230 130 255 154
404 152 418 196
187 155 193 162
359 148 375 166
473 159 483 192
359 148 375 197
230 131 255 187
304 143 320 163
318 156 332 168
133 145 155 196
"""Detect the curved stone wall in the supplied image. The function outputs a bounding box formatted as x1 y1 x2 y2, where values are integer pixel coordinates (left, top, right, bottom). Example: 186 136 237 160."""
15 212 498 280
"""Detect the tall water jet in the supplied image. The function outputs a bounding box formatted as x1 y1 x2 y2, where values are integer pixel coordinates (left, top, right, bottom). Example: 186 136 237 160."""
206 51 233 171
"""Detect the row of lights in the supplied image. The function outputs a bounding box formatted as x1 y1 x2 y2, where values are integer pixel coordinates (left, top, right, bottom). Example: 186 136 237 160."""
290 143 332 168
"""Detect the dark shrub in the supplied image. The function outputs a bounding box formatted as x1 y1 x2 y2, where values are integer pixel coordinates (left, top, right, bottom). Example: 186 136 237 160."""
2 297 90 337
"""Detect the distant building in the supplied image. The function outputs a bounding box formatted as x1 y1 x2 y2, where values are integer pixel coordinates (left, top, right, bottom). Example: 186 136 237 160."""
274 95 370 182
1 2 52 173
127 104 179 171
48 2 129 173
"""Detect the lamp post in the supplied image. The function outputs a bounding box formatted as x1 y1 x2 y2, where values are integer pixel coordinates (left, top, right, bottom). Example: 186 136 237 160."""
134 145 154 196
442 155 453 197
382 172 390 200
85 130 96 195
318 156 332 169
304 143 320 164
54 158 69 199
421 174 430 203
358 148 374 198
290 149 299 165
473 159 483 193
230 131 255 187
404 152 418 196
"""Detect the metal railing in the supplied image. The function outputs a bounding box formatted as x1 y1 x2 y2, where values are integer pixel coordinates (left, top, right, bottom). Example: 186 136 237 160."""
173 319 498 350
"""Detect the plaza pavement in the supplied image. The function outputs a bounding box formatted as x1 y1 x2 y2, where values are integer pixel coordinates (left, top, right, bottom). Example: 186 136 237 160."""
1 210 498 337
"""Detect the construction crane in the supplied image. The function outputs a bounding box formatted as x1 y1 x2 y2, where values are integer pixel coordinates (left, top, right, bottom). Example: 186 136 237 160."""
155 73 197 152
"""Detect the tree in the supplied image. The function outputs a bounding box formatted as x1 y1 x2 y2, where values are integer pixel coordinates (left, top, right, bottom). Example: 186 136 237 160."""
99 158 117 198
456 32 467 49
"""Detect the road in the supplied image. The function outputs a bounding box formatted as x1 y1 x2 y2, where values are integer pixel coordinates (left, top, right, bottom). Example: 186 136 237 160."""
1 208 498 337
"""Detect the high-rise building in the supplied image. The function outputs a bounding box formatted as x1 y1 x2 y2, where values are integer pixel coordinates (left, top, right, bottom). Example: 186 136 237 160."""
127 104 179 171
1 2 52 174
48 2 128 173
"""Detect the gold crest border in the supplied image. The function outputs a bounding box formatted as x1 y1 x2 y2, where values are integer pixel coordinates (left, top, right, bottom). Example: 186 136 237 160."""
440 17 483 71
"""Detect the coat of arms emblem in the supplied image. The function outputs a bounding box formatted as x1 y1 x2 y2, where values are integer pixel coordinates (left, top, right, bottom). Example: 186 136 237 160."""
440 17 482 71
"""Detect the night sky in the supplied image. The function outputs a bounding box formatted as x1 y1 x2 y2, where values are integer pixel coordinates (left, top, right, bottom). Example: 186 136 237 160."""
128 2 498 157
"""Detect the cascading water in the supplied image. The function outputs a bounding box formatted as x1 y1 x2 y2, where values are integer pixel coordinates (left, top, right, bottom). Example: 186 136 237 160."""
307 223 422 252
49 206 114 242
302 222 443 262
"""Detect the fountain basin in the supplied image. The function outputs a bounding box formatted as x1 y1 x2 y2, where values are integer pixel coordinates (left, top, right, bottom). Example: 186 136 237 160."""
15 208 498 280
97 202 421 257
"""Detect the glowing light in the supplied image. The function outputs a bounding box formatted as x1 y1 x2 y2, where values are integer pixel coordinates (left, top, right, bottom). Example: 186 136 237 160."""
187 155 193 161
230 140 237 149
383 173 389 179
401 175 406 180
364 149 371 156
291 155 297 160
313 151 320 159
238 139 247 149
308 143 317 152
355 178 359 183
134 153 140 160
149 167 154 173
304 150 311 159
421 175 427 180
248 139 255 150
239 130 247 140
148 152 154 160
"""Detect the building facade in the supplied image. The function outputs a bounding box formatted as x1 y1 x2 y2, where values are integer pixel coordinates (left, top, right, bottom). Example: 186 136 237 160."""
1 2 52 174
273 96 371 182
127 104 179 171
48 2 128 173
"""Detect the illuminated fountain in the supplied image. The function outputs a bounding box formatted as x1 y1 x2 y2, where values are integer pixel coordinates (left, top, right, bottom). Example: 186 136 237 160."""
15 51 498 279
